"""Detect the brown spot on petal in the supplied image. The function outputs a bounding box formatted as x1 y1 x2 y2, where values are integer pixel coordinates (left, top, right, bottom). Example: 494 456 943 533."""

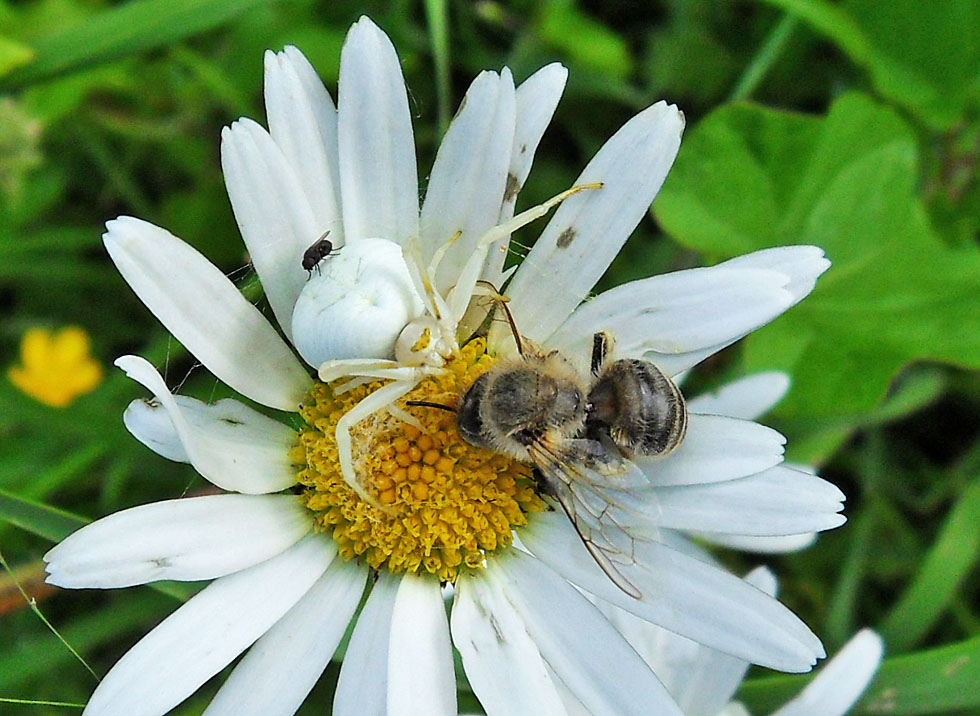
556 227 576 249
503 173 521 203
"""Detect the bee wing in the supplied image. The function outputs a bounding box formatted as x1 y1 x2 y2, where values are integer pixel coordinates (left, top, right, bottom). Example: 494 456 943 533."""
528 438 662 599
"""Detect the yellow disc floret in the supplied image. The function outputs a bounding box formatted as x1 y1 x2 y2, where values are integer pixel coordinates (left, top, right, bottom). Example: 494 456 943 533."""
293 339 545 582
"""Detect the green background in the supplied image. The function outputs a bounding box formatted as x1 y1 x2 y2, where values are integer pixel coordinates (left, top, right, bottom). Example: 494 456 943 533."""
1 0 979 713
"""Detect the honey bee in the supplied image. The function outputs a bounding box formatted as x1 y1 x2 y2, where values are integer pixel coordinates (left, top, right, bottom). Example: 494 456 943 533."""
409 286 687 598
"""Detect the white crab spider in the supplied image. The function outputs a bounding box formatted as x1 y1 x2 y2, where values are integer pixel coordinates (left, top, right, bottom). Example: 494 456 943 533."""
318 182 603 508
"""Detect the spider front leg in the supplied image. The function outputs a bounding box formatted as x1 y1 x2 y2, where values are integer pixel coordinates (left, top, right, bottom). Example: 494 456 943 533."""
318 358 410 383
335 379 419 512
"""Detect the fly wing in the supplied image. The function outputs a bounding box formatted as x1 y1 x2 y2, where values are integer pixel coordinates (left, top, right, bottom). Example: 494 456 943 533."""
528 437 662 599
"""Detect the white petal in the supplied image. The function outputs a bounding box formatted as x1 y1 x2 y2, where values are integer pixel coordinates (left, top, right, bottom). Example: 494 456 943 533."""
115 357 298 494
652 465 845 536
202 560 367 716
548 676 593 716
81 535 335 716
500 101 684 346
520 511 824 672
482 63 568 287
123 398 188 462
291 238 424 365
123 393 298 490
220 119 319 341
387 574 456 716
640 414 786 486
420 70 516 292
334 571 400 716
103 217 311 410
687 372 791 420
650 246 829 373
721 705 753 716
771 629 883 716
656 528 721 564
700 532 818 553
674 566 777 716
452 571 566 716
544 266 794 375
600 566 776 716
338 17 418 244
265 46 342 239
44 494 310 589
722 245 830 304
506 64 568 214
491 548 684 716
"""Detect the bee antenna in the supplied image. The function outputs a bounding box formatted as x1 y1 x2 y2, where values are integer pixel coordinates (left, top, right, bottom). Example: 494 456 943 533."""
475 279 524 356
405 400 457 413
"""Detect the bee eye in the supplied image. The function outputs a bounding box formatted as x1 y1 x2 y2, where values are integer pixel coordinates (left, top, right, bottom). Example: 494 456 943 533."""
457 375 489 446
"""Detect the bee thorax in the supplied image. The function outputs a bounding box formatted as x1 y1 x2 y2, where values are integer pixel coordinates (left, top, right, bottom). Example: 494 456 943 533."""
456 357 587 459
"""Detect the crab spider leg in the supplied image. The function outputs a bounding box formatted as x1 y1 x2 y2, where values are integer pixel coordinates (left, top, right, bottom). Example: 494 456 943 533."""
326 365 439 397
318 358 402 383
386 402 426 432
331 375 376 395
427 230 462 280
336 380 419 510
330 366 430 383
403 235 442 319
404 235 454 328
447 182 603 322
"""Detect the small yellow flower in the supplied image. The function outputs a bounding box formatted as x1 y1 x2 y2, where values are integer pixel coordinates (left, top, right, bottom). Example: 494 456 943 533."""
8 326 103 407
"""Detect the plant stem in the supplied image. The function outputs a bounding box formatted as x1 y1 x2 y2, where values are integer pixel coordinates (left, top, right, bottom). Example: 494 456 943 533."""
730 13 799 101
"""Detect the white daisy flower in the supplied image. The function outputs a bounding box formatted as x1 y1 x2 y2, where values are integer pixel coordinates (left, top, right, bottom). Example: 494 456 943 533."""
662 370 843 557
589 567 883 716
45 16 843 716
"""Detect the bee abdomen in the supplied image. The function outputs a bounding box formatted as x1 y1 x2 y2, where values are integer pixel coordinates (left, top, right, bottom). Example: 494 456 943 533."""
587 358 686 457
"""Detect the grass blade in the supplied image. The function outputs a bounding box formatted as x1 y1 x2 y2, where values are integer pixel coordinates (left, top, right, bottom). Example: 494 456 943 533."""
880 479 980 651
0 0 271 90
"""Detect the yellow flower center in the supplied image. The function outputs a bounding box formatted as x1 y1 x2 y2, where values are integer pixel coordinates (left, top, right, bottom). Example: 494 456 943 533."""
7 326 103 408
292 339 545 582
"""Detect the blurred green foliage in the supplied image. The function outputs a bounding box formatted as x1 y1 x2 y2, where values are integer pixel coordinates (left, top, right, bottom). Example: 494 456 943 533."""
1 0 979 713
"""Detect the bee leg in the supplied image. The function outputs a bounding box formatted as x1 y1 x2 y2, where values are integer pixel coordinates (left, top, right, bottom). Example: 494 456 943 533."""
473 280 524 356
530 466 556 503
591 331 614 376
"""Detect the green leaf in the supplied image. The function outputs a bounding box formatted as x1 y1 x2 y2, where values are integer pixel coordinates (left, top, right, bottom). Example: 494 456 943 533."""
0 488 87 542
758 0 980 129
739 634 980 714
0 35 34 77
538 0 632 80
0 0 271 90
780 366 946 463
756 0 873 65
880 479 980 652
0 591 173 690
656 92 980 420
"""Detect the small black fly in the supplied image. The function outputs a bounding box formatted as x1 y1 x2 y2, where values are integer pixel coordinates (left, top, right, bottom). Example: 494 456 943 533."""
302 231 340 277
